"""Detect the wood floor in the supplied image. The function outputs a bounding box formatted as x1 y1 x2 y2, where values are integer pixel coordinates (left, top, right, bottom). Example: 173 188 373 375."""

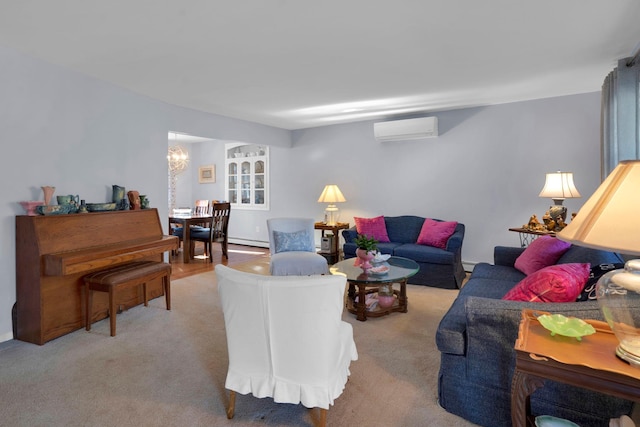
169 242 271 280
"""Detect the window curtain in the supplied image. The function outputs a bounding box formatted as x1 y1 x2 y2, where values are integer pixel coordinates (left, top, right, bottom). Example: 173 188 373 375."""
601 57 640 180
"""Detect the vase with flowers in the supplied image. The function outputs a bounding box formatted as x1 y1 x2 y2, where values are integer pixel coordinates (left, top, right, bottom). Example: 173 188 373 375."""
354 234 378 271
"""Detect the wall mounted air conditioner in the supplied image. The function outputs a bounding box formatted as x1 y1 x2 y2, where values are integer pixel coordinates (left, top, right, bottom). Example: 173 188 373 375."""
374 117 438 141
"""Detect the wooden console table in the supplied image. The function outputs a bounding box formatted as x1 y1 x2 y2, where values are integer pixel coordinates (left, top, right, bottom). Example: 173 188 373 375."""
511 309 640 427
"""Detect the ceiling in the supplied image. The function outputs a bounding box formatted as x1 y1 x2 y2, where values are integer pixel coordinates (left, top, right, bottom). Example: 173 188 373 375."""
1 1 640 130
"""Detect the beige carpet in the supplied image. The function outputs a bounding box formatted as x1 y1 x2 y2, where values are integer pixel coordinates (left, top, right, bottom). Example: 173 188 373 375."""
0 262 478 427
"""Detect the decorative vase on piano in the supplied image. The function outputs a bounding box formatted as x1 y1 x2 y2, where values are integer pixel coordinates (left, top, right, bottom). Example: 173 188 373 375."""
41 186 55 206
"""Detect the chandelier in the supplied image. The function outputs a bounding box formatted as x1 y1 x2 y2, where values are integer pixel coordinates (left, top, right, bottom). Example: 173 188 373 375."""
168 142 189 211
168 145 189 174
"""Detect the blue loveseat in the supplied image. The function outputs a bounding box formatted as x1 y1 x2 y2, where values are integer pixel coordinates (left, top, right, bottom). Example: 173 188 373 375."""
341 215 465 289
436 244 633 427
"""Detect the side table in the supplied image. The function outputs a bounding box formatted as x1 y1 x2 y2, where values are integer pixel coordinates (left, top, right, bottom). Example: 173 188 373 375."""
315 222 349 264
511 309 640 427
509 227 556 247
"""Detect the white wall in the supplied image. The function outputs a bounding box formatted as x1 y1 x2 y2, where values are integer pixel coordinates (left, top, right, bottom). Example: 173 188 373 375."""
188 93 601 268
1 45 603 343
283 95 603 267
0 46 290 343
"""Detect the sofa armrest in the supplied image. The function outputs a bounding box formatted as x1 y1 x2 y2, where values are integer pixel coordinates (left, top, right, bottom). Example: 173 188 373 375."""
463 296 603 387
342 227 358 243
494 246 525 267
444 223 465 254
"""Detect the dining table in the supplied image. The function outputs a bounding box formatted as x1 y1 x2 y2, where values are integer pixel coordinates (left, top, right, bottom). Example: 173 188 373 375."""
168 213 212 263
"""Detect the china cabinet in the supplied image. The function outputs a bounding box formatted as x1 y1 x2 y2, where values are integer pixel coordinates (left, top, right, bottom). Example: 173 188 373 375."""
225 143 269 210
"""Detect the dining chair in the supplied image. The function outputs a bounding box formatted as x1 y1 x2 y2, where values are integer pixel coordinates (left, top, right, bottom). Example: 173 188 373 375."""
194 199 210 215
171 200 210 256
189 202 231 261
267 217 329 275
215 264 358 427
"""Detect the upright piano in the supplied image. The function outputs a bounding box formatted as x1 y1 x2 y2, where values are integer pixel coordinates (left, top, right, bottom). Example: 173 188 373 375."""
15 208 178 345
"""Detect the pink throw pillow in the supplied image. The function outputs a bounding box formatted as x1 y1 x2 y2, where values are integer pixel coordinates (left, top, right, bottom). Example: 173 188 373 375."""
416 219 458 249
514 235 571 275
502 263 590 302
354 216 390 242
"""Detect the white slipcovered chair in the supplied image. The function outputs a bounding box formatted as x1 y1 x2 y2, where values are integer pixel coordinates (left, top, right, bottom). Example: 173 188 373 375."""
267 217 329 276
215 265 358 426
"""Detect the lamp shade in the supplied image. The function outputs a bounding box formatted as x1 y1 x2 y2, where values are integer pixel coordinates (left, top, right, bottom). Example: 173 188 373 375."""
557 160 640 256
317 185 346 203
539 171 581 200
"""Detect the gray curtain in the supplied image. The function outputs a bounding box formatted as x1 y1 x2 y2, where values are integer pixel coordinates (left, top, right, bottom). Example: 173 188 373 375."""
601 57 640 180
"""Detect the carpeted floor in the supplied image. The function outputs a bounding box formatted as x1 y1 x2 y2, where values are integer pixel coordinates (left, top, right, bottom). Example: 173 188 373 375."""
0 262 478 426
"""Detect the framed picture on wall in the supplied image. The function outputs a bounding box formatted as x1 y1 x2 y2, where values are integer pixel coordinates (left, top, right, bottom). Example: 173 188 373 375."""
198 165 216 183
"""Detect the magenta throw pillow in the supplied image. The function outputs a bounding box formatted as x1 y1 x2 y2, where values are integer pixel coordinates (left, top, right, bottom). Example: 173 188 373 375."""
354 216 390 242
416 218 458 249
502 263 590 303
514 235 571 275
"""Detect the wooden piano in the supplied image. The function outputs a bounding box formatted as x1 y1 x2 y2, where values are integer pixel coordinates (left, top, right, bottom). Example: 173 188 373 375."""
15 208 178 345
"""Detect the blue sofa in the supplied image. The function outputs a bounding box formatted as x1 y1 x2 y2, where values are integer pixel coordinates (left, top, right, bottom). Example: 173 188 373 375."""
341 215 465 289
436 244 632 427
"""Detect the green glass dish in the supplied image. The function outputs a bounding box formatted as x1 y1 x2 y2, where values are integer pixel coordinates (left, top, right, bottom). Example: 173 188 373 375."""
537 314 596 341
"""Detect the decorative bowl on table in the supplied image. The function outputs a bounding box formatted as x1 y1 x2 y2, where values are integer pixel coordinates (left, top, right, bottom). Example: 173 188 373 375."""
535 415 580 427
86 202 117 212
36 204 75 215
372 252 391 264
537 314 596 341
19 200 45 216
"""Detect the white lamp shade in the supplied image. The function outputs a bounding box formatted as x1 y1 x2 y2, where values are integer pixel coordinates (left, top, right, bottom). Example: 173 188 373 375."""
557 160 640 256
317 185 346 203
538 171 581 200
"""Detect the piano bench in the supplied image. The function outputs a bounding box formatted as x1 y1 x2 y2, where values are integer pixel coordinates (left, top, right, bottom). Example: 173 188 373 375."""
84 261 171 337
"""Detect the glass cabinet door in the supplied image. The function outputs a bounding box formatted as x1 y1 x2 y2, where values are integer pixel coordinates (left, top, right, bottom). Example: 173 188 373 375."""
227 162 238 204
225 143 269 210
254 160 265 205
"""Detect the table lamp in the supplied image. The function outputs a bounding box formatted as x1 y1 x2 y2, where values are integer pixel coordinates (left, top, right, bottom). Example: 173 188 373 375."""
317 184 346 226
557 160 640 365
539 171 581 226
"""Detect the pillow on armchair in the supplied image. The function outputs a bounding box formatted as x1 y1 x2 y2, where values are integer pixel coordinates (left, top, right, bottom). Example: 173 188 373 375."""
273 229 314 253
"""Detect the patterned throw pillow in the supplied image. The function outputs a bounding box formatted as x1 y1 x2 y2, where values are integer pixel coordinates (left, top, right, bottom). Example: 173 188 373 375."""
416 218 458 249
576 262 625 302
514 235 572 275
354 216 390 242
273 229 314 253
502 263 590 303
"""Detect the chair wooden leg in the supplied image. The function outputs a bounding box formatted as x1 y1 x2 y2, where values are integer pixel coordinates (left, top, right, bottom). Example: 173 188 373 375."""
318 408 327 427
226 390 236 419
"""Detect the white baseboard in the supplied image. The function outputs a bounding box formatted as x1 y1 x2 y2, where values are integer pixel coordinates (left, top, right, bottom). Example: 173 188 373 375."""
229 237 269 248
0 331 14 344
463 261 477 272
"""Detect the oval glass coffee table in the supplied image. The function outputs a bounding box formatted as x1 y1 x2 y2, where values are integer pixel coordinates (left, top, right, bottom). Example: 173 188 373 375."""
331 256 419 321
